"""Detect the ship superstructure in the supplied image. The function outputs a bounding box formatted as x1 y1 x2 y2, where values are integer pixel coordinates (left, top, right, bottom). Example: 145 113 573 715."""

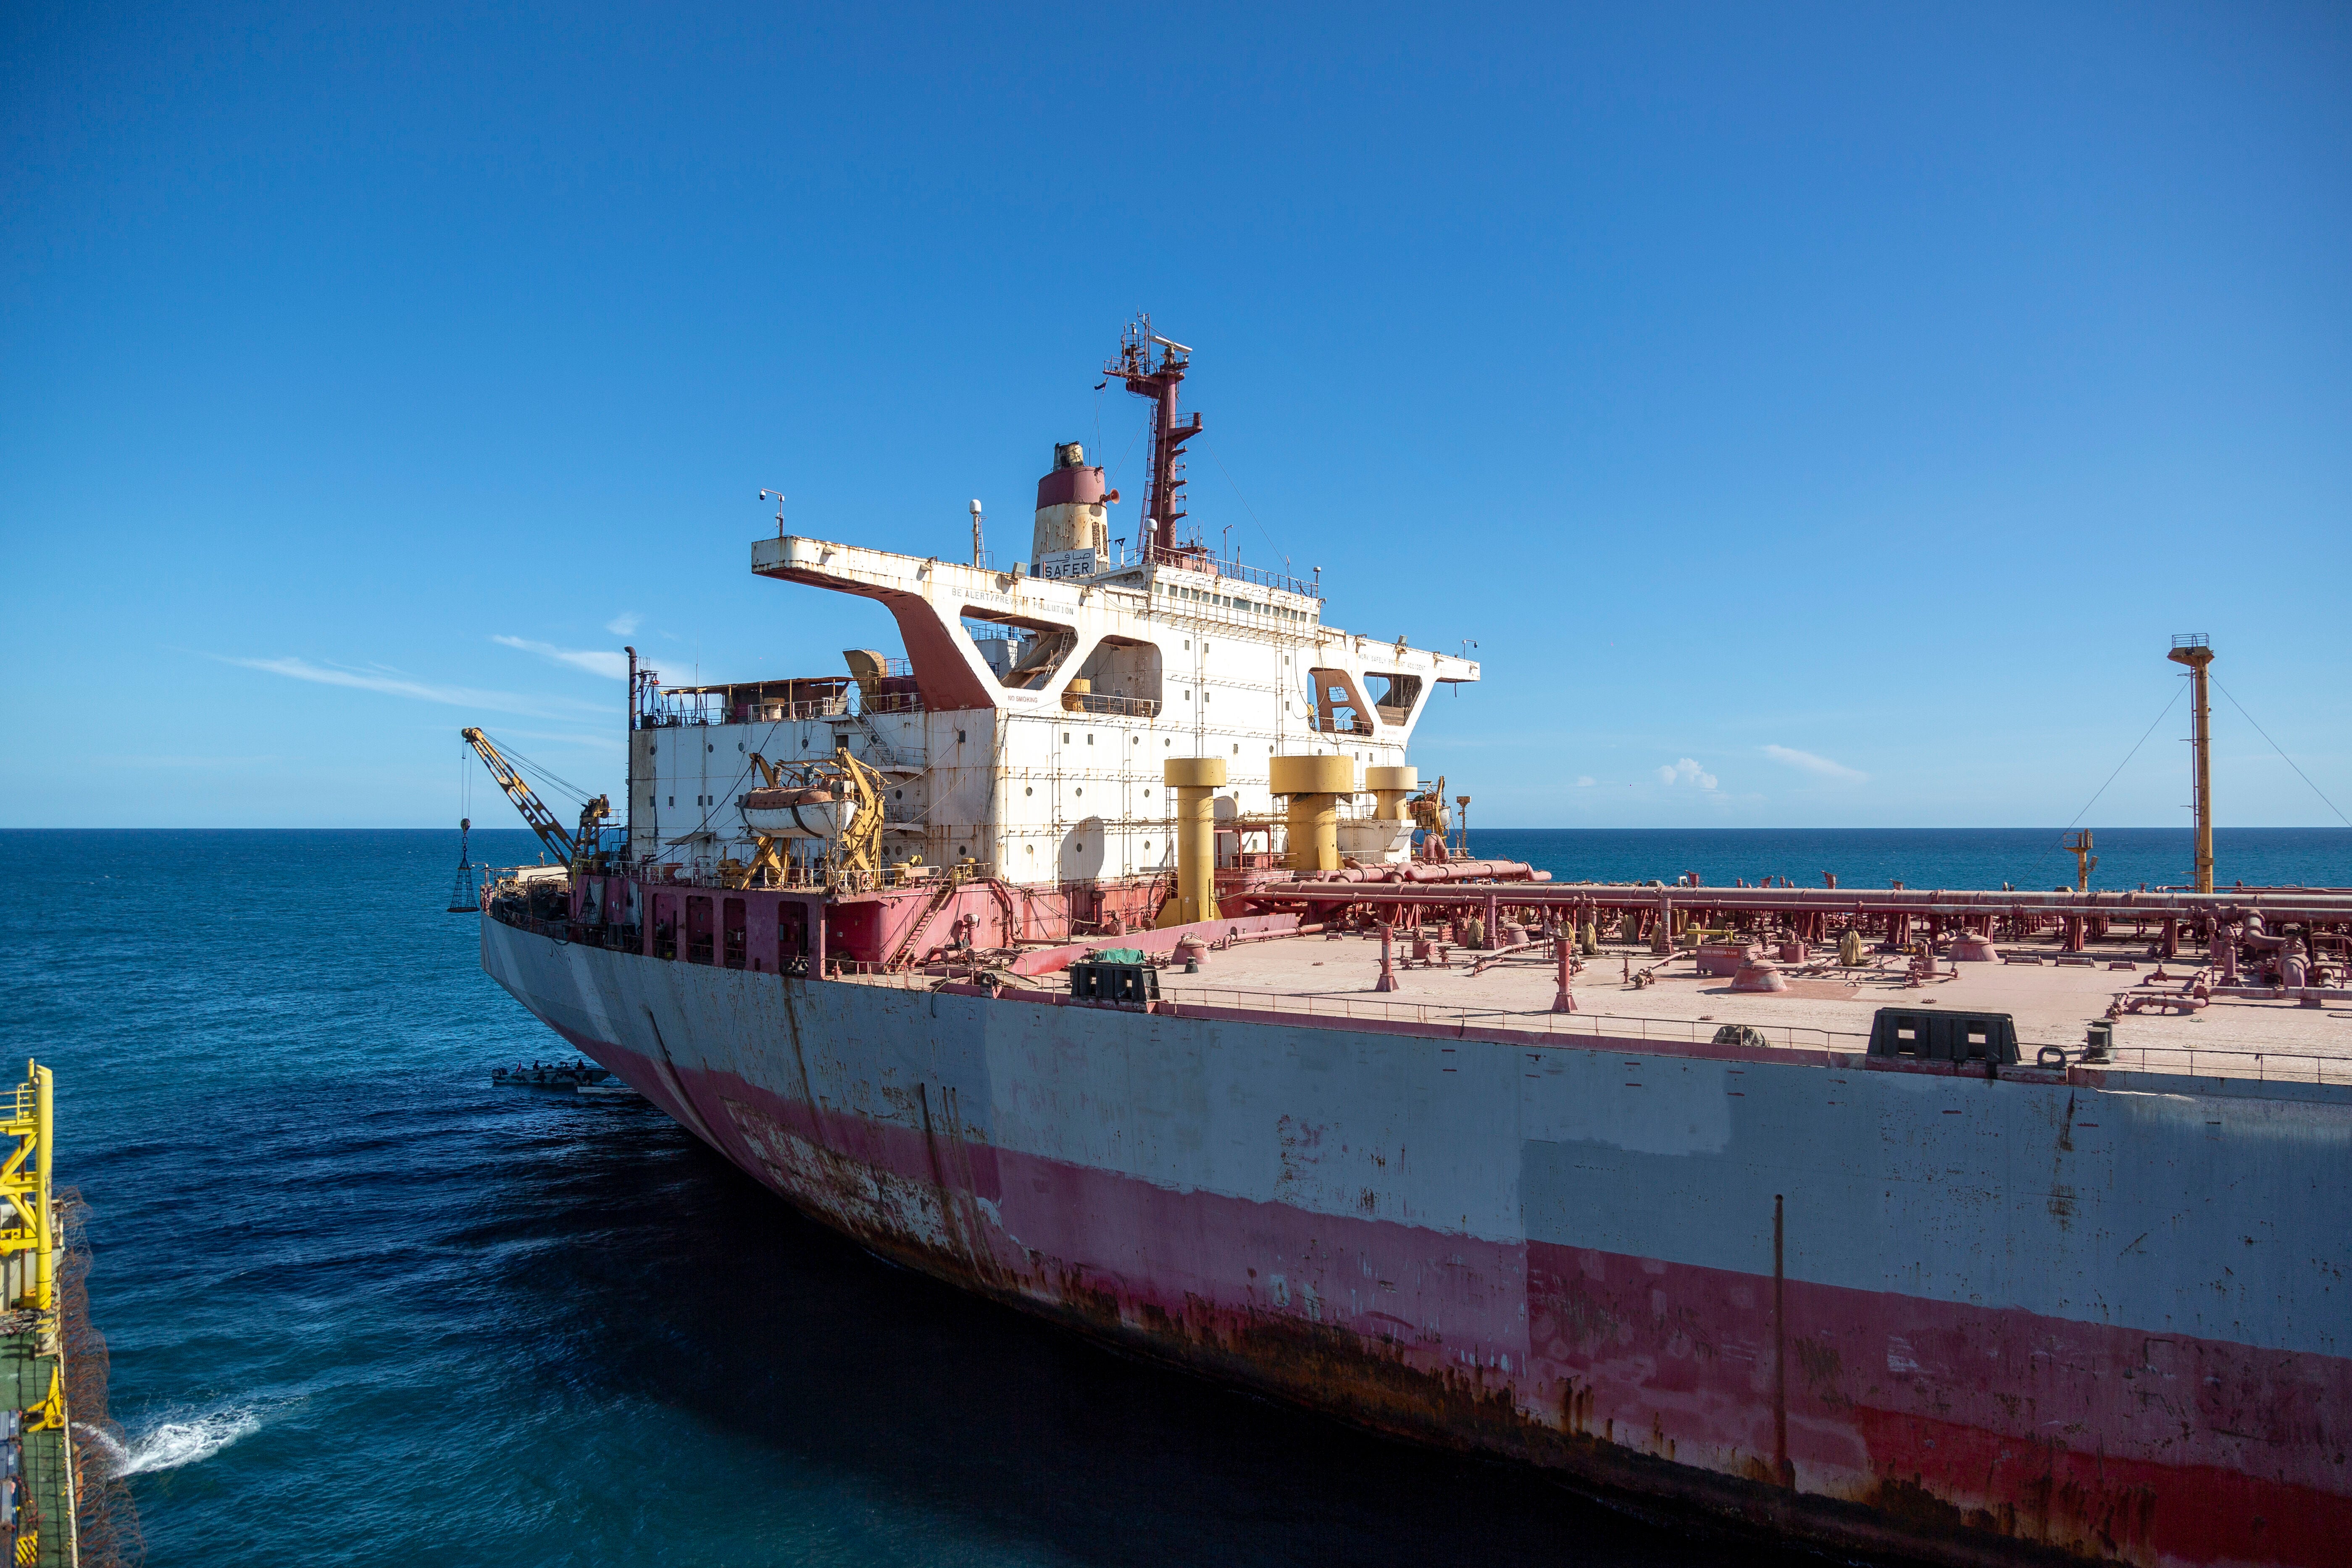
621 319 1472 949
469 321 2352 1568
634 518 1462 889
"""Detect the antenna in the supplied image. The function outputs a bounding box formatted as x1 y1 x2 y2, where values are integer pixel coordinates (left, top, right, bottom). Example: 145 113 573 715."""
1106 314 1202 564
759 489 787 537
969 499 986 566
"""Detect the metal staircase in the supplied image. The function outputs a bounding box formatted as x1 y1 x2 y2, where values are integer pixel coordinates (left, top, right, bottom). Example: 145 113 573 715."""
884 874 964 971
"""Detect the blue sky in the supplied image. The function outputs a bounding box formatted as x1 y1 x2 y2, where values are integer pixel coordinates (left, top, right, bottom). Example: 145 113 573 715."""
4 2 2347 829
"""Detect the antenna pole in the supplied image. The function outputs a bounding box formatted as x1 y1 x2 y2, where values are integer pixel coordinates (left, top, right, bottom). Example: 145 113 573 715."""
1108 316 1201 563
2167 634 2215 892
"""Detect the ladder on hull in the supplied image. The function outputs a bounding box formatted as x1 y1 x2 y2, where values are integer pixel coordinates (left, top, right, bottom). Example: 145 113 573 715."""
884 876 963 971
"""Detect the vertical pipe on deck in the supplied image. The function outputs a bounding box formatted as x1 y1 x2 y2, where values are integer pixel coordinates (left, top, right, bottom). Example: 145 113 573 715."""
2168 637 2216 893
1271 755 1356 874
1161 757 1228 927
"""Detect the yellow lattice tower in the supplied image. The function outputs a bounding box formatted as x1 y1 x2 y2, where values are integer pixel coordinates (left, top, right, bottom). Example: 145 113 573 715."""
0 1059 52 1315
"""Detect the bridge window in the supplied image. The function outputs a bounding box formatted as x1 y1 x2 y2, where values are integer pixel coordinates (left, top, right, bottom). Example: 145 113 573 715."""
1364 671 1424 728
1066 635 1162 718
963 607 1076 689
1307 668 1373 737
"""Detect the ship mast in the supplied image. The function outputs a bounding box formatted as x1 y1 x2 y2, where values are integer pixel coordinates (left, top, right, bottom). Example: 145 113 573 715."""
2167 634 2216 892
1108 315 1201 563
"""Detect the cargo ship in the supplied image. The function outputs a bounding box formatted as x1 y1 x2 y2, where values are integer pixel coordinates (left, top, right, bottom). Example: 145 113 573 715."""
470 319 2352 1568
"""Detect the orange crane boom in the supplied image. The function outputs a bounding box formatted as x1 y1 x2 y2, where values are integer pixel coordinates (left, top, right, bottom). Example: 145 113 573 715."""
460 727 606 867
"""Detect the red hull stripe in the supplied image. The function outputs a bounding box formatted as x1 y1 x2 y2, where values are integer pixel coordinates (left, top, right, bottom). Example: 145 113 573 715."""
560 1024 2352 1568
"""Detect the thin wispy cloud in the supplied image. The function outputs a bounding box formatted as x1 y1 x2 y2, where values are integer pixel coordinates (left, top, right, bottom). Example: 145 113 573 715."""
1574 775 1596 787
215 655 595 719
605 612 641 636
1656 757 1718 789
476 727 624 752
92 754 283 769
493 635 630 680
1763 744 1867 782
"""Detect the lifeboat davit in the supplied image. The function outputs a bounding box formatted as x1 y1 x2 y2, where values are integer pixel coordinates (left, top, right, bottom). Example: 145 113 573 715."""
742 785 869 841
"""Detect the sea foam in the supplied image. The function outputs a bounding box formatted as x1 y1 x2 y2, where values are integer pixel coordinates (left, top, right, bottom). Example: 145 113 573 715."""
110 1404 266 1476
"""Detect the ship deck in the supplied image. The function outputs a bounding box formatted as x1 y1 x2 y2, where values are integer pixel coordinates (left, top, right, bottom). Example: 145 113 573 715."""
837 927 2352 1086
1159 932 2352 1081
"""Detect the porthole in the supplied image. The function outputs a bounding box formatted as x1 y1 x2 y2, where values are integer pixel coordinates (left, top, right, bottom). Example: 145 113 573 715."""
1026 786 1034 796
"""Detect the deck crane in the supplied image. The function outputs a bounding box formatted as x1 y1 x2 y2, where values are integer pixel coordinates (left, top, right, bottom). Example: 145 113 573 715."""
460 727 608 869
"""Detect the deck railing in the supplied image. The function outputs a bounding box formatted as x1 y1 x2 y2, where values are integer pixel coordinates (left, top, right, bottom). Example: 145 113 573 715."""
734 696 851 723
1151 550 1320 601
823 968 2352 1085
1061 692 1162 719
1158 988 1873 1053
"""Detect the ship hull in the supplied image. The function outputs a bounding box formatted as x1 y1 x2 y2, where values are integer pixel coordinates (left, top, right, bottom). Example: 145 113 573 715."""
482 917 2352 1568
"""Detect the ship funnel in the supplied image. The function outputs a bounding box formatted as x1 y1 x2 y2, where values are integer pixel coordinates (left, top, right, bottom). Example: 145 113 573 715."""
1033 442 1109 577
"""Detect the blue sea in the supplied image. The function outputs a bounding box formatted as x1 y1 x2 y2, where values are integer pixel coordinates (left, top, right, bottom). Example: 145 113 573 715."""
1475 826 2352 894
9 826 2347 1566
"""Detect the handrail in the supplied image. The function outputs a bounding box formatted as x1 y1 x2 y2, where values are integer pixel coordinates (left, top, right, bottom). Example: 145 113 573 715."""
636 689 910 727
1062 692 1162 718
1153 987 1868 1052
1152 550 1320 601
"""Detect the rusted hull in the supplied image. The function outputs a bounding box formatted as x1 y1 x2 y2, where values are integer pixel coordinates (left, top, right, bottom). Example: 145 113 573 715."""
481 919 2352 1566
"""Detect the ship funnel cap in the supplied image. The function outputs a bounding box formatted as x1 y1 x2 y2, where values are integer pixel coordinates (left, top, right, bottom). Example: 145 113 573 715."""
1037 444 1106 509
